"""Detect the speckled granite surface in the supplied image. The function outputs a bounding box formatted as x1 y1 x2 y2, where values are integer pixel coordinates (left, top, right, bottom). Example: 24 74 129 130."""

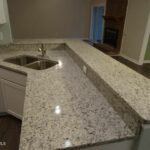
13 39 150 122
65 46 142 134
0 45 134 150
65 40 150 122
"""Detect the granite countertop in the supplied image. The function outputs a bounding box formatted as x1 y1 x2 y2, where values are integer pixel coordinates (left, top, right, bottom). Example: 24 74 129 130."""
13 39 150 122
65 40 150 122
0 42 134 150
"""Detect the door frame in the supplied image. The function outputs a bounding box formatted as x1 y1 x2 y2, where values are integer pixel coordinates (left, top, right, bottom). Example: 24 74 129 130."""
90 4 106 43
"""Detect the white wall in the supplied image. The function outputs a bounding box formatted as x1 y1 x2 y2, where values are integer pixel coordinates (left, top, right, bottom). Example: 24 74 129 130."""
120 0 150 65
0 0 13 44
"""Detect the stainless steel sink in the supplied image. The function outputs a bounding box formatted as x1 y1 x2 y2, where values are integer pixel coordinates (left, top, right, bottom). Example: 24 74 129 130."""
4 55 58 70
26 60 58 70
4 55 39 66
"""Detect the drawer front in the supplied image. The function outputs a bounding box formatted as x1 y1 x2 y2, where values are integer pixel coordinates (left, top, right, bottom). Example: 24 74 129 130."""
0 68 27 86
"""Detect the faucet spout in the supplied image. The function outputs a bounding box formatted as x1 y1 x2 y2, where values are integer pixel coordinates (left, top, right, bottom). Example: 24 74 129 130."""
38 43 47 57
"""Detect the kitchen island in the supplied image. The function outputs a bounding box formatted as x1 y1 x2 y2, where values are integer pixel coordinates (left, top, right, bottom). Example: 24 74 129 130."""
0 39 150 150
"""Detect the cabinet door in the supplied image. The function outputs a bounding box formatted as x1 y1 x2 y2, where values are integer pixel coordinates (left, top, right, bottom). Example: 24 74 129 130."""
1 79 25 119
0 0 6 24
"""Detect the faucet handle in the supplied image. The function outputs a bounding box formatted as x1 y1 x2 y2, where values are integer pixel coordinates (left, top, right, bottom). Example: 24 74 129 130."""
38 47 42 52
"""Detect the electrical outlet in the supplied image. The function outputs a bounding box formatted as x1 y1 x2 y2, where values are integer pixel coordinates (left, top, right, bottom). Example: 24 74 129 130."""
83 65 87 74
0 32 3 41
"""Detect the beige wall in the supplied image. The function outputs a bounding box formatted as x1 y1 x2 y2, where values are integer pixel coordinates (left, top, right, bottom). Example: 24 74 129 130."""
0 0 12 44
121 0 150 64
8 0 91 39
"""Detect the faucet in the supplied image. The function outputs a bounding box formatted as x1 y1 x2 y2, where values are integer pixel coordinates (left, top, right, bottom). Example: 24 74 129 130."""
38 43 47 57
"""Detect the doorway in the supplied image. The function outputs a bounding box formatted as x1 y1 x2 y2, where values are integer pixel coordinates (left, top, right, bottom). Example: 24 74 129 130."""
90 6 104 43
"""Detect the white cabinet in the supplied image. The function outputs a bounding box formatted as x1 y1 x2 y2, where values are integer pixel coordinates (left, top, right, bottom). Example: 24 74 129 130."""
0 68 27 119
1 79 25 119
0 0 6 24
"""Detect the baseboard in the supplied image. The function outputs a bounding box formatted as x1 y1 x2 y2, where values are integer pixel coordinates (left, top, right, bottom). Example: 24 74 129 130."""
143 60 150 64
120 53 142 65
7 110 22 120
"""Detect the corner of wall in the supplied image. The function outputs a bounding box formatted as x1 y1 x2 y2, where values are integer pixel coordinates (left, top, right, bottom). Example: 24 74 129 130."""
144 35 150 62
141 12 150 62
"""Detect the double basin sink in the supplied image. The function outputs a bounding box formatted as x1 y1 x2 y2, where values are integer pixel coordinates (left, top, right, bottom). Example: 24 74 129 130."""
4 55 58 70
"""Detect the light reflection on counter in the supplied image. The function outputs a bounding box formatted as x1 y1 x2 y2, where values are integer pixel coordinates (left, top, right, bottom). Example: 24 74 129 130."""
54 105 61 115
55 60 63 69
64 139 72 148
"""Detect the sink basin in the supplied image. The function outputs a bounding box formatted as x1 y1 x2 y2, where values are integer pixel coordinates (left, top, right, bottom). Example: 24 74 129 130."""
4 55 39 66
25 60 58 70
4 55 58 70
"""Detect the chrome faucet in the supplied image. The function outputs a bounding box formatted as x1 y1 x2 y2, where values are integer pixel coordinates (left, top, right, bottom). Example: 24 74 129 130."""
38 43 46 57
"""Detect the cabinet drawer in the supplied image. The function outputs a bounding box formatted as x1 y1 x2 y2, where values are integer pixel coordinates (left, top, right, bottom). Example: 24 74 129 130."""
0 68 27 86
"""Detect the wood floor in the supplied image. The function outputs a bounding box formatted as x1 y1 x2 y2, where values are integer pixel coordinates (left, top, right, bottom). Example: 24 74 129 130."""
112 56 150 79
0 115 22 150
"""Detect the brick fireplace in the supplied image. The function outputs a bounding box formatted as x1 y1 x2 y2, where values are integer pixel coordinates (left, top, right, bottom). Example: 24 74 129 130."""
103 28 118 48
